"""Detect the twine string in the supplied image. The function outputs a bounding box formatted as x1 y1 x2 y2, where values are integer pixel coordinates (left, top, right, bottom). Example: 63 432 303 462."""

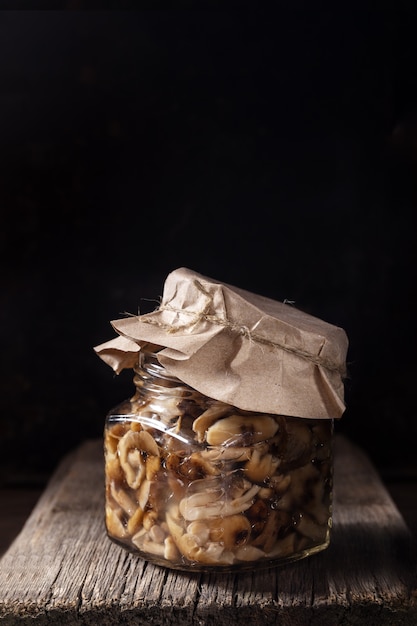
138 279 346 377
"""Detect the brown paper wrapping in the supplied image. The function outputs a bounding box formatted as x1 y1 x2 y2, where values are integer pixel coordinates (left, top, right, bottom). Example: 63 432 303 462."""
94 267 348 419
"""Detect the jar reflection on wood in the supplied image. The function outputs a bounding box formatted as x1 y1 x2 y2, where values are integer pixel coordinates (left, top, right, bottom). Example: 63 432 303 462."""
104 350 334 572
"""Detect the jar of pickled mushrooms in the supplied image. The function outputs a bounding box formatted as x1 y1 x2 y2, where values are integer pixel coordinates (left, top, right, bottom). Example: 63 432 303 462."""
95 267 348 571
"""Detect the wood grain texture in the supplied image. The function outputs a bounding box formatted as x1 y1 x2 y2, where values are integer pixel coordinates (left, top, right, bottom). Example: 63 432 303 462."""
0 435 416 625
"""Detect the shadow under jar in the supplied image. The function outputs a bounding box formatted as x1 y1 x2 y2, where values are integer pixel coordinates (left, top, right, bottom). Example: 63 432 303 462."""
104 350 334 572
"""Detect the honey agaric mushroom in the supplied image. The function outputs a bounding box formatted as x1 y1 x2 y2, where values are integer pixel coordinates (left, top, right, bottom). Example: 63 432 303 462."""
118 429 160 489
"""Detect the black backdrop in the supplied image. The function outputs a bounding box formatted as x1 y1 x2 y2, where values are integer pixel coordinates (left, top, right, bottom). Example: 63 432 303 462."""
1 8 417 485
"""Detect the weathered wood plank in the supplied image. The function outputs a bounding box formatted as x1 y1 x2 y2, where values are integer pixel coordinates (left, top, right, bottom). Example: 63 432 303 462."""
0 435 416 625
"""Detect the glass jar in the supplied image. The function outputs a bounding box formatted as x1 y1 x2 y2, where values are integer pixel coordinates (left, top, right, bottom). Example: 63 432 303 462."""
104 349 334 572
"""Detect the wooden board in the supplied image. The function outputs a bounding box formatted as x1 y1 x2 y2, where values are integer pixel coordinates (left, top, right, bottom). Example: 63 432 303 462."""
0 435 416 625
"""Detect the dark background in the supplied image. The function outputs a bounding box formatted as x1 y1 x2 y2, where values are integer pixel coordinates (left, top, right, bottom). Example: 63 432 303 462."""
1 8 417 488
